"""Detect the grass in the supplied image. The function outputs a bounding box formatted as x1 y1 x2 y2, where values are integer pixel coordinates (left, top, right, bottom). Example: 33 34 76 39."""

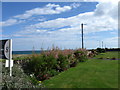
43 51 118 88
1 51 119 88
95 51 119 59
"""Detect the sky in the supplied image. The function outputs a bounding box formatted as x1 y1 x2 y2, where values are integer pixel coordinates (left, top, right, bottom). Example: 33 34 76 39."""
0 0 118 51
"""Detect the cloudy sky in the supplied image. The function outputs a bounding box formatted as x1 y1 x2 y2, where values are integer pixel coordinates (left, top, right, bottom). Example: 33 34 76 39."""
1 0 118 51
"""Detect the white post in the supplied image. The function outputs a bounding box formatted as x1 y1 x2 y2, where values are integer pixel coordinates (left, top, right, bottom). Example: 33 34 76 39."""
9 39 12 76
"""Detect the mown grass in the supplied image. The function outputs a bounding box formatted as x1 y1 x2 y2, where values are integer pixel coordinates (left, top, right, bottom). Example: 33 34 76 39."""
95 51 119 59
43 52 118 88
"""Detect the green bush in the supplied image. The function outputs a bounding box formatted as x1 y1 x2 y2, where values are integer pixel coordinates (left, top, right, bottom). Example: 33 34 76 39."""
22 48 89 81
91 49 98 56
13 56 31 65
25 54 57 81
67 54 78 67
96 48 106 53
57 54 69 71
74 50 88 62
29 76 39 85
2 63 42 88
69 58 78 67
47 69 59 77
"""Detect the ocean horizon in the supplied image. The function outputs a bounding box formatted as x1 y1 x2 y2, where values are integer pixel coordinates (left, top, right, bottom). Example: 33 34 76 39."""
12 50 42 54
12 48 119 55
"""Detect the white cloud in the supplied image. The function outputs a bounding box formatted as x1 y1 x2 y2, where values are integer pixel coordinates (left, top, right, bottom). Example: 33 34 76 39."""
25 4 117 34
14 3 80 19
70 3 81 8
94 1 118 20
46 3 60 8
21 0 117 35
104 37 118 43
0 19 17 27
2 1 118 50
11 1 118 50
0 18 26 27
1 3 80 27
103 37 118 48
13 1 117 35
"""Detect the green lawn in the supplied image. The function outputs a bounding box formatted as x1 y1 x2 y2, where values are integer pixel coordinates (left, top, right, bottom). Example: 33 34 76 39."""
43 52 118 88
95 51 119 59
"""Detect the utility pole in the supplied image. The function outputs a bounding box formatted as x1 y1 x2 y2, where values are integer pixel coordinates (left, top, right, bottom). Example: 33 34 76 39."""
99 41 100 48
81 23 84 49
81 23 87 49
102 41 103 48
97 40 100 48
32 46 35 54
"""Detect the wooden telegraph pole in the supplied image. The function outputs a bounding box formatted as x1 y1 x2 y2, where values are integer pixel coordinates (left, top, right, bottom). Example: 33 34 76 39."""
81 23 84 49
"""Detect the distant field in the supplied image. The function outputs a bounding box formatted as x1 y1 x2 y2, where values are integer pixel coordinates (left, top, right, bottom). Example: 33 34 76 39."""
95 51 119 59
43 51 118 88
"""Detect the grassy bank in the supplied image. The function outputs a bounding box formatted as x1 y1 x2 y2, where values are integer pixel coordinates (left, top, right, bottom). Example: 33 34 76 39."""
95 51 119 59
43 51 118 88
1 51 118 88
2 48 88 88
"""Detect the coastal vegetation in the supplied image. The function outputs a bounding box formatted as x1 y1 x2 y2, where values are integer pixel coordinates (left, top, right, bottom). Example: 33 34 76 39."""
15 48 89 81
43 57 118 88
1 48 119 88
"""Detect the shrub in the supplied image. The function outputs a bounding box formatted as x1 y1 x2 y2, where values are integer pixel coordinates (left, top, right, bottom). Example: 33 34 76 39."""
57 54 69 71
67 54 78 67
13 56 31 65
74 49 88 62
47 69 59 77
2 63 42 88
96 48 106 53
22 48 89 81
91 49 98 56
25 54 57 81
69 58 78 67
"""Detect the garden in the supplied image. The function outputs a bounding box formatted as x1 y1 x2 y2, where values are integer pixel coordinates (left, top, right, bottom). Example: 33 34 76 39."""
1 48 119 88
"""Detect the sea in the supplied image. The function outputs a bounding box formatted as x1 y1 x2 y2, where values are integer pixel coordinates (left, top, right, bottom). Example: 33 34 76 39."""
12 51 42 55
